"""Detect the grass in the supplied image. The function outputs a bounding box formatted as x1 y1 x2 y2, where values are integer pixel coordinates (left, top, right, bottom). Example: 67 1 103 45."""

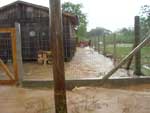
105 44 150 76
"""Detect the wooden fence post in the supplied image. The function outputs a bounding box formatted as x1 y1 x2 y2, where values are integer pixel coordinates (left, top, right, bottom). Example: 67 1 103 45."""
134 16 142 75
49 0 68 113
98 36 100 53
94 37 97 51
113 34 117 65
103 35 106 56
15 23 24 85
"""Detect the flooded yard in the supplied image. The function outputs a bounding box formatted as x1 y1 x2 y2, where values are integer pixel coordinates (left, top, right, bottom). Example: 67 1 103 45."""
23 47 135 80
0 47 135 80
0 47 149 113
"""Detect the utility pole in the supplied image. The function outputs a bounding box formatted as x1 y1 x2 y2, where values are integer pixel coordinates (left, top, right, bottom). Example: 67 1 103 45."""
49 0 68 113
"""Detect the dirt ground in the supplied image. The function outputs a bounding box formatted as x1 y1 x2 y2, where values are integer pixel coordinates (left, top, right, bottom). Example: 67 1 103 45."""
0 86 150 113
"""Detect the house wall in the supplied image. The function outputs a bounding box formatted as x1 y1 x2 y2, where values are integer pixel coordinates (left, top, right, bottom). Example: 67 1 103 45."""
0 2 77 61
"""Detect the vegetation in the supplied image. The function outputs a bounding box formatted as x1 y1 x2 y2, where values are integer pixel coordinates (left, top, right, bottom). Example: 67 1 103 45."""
88 27 134 44
87 27 112 38
105 44 150 76
140 5 150 36
115 28 134 43
62 2 88 41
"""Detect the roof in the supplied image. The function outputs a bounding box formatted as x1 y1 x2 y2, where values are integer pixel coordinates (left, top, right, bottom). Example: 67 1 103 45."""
0 0 48 11
0 0 79 25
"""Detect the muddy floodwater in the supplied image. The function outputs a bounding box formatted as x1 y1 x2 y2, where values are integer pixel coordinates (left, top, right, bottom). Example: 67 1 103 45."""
0 86 150 113
23 47 134 80
0 47 150 113
0 47 136 80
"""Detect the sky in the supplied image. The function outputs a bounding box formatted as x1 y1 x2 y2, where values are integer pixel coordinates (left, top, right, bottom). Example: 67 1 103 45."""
0 0 150 31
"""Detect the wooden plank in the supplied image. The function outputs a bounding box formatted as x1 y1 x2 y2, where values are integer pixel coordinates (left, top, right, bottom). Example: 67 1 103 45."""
0 28 15 33
49 0 68 113
0 58 14 80
134 16 142 75
101 37 150 84
15 23 24 85
11 28 18 81
0 80 16 85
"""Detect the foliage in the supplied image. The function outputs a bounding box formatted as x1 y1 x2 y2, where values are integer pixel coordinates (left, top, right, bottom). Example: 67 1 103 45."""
88 27 134 44
140 5 150 36
87 27 112 38
62 2 87 40
115 27 134 43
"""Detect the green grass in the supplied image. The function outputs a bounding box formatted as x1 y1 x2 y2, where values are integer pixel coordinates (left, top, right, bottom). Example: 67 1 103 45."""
105 44 150 76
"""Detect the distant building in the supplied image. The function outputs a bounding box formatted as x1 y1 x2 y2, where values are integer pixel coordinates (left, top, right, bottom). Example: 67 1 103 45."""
0 1 78 61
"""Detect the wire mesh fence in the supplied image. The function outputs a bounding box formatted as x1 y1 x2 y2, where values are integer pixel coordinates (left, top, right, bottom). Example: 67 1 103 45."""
90 33 150 76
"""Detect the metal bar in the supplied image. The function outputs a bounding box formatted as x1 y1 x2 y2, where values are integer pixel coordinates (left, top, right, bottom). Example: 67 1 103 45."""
15 23 24 85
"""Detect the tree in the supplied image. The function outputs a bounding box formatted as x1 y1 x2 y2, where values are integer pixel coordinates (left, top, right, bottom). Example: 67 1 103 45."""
115 27 134 43
140 5 150 37
87 27 111 37
62 2 87 40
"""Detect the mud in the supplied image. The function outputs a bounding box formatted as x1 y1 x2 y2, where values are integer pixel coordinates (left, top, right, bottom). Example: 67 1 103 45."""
0 86 149 113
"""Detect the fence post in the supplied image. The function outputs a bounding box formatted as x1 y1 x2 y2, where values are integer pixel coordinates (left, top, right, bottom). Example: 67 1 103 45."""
103 35 106 56
98 36 100 53
94 37 97 51
113 34 117 65
49 0 68 113
15 23 24 86
134 16 142 75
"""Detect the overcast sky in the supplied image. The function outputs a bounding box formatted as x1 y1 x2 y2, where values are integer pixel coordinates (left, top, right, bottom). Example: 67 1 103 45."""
0 0 150 31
